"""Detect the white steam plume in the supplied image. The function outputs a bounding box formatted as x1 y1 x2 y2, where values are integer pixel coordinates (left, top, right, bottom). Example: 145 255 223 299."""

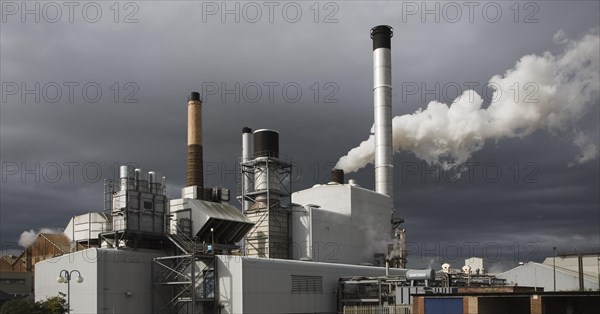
18 228 63 248
336 29 599 172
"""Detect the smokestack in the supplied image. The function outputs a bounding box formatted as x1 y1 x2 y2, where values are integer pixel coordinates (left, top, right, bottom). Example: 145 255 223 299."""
242 127 253 161
371 25 394 199
186 92 204 191
135 168 148 192
119 165 133 191
331 169 344 184
252 129 280 204
242 127 253 211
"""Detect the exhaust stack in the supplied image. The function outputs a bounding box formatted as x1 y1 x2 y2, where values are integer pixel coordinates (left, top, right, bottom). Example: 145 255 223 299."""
331 169 344 184
242 127 253 211
371 25 394 199
186 92 204 192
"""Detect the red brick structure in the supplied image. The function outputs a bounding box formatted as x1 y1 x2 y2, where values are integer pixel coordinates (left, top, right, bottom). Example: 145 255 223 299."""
0 233 70 272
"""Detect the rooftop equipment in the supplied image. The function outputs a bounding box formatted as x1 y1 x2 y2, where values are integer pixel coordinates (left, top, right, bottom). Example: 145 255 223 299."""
331 169 344 184
101 164 168 249
241 128 292 259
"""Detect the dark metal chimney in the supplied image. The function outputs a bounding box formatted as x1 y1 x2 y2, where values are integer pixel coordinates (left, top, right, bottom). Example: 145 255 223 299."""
578 252 584 290
186 92 204 191
331 169 344 184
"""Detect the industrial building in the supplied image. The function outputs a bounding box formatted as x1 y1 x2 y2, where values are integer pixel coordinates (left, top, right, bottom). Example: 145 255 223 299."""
542 252 600 280
0 232 70 300
27 24 598 314
0 272 33 299
32 25 416 314
497 259 600 292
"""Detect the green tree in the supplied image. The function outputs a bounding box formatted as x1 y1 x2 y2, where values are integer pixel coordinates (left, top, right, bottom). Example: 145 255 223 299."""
36 293 68 314
0 294 68 314
0 298 35 314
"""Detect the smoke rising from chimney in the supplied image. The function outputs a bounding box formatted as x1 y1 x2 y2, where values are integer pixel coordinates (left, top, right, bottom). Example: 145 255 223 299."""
18 228 62 248
336 29 599 172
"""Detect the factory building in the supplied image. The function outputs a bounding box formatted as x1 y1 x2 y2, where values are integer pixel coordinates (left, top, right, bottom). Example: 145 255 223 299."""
497 261 599 292
0 272 33 299
542 253 600 279
291 180 392 264
5 233 71 272
28 25 571 314
31 25 413 314
0 233 71 301
215 256 404 314
35 248 162 313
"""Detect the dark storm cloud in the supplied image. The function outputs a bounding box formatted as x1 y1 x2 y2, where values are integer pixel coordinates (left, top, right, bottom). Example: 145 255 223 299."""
1 1 598 271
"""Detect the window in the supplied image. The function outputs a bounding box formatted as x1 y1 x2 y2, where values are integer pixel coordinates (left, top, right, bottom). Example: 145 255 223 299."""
143 201 152 210
1 279 25 285
291 275 322 293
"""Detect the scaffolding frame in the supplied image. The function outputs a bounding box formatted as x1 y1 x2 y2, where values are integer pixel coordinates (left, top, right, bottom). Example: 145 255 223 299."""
152 253 217 314
240 156 292 258
152 225 219 314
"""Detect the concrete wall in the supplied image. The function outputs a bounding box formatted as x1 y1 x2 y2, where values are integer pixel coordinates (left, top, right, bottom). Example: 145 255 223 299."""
218 255 403 314
96 249 163 313
35 248 165 314
35 249 99 313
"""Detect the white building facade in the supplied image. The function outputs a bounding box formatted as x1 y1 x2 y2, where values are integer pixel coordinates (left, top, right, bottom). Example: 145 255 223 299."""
35 248 165 313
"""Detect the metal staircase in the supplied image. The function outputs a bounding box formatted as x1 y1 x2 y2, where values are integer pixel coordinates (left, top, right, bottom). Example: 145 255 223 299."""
152 227 217 314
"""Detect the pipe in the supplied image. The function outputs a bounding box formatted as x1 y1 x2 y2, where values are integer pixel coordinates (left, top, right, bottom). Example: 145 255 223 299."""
371 25 394 199
119 165 136 191
578 252 584 290
149 171 161 194
186 92 204 196
242 127 253 212
135 168 147 192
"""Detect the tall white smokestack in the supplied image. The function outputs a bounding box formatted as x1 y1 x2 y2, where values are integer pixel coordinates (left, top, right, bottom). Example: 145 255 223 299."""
371 25 394 199
242 127 253 211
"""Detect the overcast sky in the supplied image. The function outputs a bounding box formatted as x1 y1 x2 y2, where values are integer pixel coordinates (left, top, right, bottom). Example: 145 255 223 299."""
1 1 599 270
